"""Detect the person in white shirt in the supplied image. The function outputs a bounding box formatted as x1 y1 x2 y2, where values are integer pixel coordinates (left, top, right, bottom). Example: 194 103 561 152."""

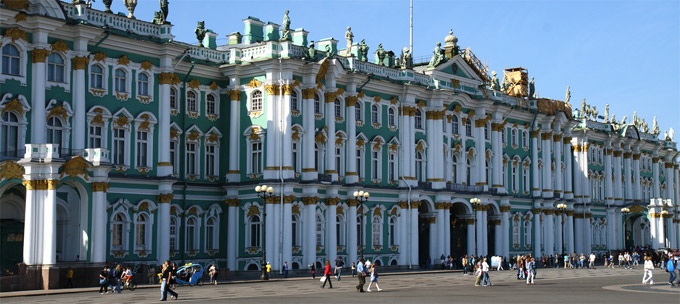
589 253 596 269
642 256 654 285
364 259 372 270
481 258 493 286
526 258 535 285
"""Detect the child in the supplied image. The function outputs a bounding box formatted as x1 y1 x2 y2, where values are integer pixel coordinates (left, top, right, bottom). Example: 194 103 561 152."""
366 264 383 292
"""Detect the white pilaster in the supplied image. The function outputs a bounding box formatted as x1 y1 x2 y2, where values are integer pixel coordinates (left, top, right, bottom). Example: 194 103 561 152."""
227 201 238 270
282 200 293 269
347 202 358 263
345 97 358 183
326 198 338 266
302 88 317 181
564 138 574 200
324 93 337 181
227 90 241 182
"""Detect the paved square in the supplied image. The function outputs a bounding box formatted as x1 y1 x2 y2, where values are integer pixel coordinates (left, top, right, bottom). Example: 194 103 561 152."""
3 268 678 303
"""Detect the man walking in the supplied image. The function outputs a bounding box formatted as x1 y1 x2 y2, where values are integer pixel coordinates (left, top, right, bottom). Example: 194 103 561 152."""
335 257 344 281
667 257 676 286
283 261 289 278
356 258 367 292
160 260 178 301
589 253 596 269
482 258 492 286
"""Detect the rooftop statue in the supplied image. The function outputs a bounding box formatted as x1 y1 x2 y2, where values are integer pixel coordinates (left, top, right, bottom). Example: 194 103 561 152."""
501 74 509 91
603 104 609 122
153 0 169 25
376 44 386 66
670 128 675 141
632 111 638 127
103 0 112 13
124 0 137 19
652 116 660 135
565 86 571 105
400 47 413 70
195 21 207 47
620 116 627 125
344 27 353 56
427 42 445 68
610 114 616 126
325 44 334 58
281 10 291 40
640 119 648 133
359 39 369 62
591 106 598 121
489 71 500 91
308 41 316 60
528 77 535 99
580 98 586 118
664 131 669 141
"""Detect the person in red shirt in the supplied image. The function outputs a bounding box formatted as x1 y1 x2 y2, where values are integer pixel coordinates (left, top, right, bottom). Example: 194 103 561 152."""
321 260 333 289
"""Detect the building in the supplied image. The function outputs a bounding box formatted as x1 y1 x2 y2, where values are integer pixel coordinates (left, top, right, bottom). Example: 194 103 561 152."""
0 0 678 290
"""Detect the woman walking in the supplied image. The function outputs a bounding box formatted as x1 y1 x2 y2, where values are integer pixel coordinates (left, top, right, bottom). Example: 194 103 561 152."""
526 258 535 285
209 264 218 285
366 263 383 292
321 260 333 289
642 256 654 285
351 262 357 277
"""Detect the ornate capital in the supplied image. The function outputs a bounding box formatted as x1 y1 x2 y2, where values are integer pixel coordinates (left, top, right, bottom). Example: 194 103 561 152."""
346 199 358 207
72 56 90 70
264 84 280 95
224 198 240 207
540 132 552 140
543 209 554 215
613 151 623 157
158 72 180 85
302 88 317 99
553 134 562 142
325 197 341 206
345 96 358 107
301 196 319 205
499 205 511 212
410 201 422 209
397 201 409 209
464 218 475 225
31 49 51 63
92 182 110 192
530 130 540 138
23 180 58 190
562 136 572 144
157 193 174 203
533 207 543 214
632 153 641 160
324 91 340 102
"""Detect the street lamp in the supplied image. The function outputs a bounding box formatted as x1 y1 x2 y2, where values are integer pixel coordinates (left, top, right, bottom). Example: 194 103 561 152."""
354 190 370 260
557 203 567 255
621 207 630 249
470 198 482 256
255 184 274 280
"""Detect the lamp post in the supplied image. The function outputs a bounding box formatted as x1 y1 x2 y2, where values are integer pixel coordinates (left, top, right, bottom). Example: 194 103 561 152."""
255 184 274 280
354 190 370 260
621 207 630 249
470 198 481 256
557 203 567 255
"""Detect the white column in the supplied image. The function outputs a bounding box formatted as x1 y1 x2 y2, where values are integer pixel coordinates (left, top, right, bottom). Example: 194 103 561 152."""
624 153 632 202
227 201 238 270
574 213 583 254
410 205 419 266
409 113 417 184
23 184 37 265
467 220 475 256
475 207 483 256
474 117 487 189
282 200 293 269
492 123 503 192
531 132 540 197
347 201 358 263
302 89 316 181
652 158 660 198
436 205 446 257
326 199 338 265
325 94 337 181
501 203 510 258
606 208 615 250
30 49 48 144
345 97 358 183
156 186 172 264
282 87 294 178
303 200 317 266
605 149 613 203
444 207 451 257
43 185 57 265
555 212 563 254
545 208 554 255
398 201 408 265
399 108 411 183
553 135 563 196
428 217 437 263
72 57 87 151
566 211 575 254
541 132 553 198
227 90 241 182
633 152 641 202
584 213 592 253
271 202 281 270
433 114 445 189
493 219 502 256
614 151 623 204
666 161 675 200
426 113 436 183
264 85 278 179
481 207 488 255
534 207 542 257
564 138 574 200
265 202 275 265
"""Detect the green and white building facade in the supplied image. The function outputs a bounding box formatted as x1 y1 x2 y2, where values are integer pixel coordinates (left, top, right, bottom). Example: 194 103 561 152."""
0 0 678 289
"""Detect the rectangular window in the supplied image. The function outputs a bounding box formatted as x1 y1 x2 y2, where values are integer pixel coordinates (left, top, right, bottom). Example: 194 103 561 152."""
136 131 148 167
206 144 216 177
186 142 197 175
336 147 342 176
371 151 379 180
251 142 262 173
89 125 102 148
292 142 299 173
388 153 396 183
170 140 178 175
356 149 364 179
113 128 126 165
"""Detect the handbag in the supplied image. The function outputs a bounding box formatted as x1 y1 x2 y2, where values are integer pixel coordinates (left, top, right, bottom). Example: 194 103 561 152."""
320 276 326 283
99 278 106 284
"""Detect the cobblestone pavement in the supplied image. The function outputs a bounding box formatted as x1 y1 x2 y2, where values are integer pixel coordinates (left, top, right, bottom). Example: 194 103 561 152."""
3 268 678 303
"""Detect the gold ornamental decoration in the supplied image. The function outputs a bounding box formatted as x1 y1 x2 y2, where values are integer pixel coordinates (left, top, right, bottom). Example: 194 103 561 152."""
187 131 200 141
207 133 218 143
246 205 260 217
302 88 316 99
0 161 23 180
301 196 319 205
209 81 218 91
60 156 90 181
3 0 29 10
3 27 27 42
325 197 340 206
31 49 50 63
1 98 24 115
114 116 129 127
50 40 70 53
14 12 27 22
228 90 241 100
264 84 280 95
157 193 174 203
92 182 110 192
117 55 131 66
315 59 330 85
93 52 107 62
158 73 180 85
245 78 262 88
188 79 201 89
140 61 153 70
46 104 68 121
72 57 89 70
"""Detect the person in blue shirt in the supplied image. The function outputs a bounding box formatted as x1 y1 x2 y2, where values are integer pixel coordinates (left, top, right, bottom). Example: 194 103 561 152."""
356 258 367 292
667 258 676 286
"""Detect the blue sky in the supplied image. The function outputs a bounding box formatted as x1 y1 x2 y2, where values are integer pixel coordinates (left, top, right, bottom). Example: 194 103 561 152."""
101 0 679 139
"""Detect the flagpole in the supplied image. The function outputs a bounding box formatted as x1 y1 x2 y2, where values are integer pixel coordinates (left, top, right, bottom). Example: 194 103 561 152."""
410 0 413 54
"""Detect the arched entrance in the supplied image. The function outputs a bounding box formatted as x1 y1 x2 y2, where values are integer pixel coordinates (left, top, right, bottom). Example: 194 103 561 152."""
449 202 470 259
486 206 499 256
55 183 85 262
625 214 650 248
417 201 431 268
0 183 25 276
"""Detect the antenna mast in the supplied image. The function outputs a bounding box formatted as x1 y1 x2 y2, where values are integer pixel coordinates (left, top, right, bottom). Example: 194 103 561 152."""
410 0 413 54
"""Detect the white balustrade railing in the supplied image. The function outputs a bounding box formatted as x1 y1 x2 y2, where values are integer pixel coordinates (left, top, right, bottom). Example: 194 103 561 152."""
23 144 60 161
83 148 110 166
64 3 166 38
241 45 268 61
187 47 230 64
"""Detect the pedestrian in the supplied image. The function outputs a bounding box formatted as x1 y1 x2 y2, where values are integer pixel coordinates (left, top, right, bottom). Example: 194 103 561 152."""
462 255 468 275
365 258 372 270
113 265 122 293
266 262 272 278
579 253 585 269
526 258 535 285
474 260 482 286
356 258 367 292
667 257 676 286
209 264 217 285
351 262 356 278
482 258 492 286
366 263 383 292
335 257 344 281
618 253 624 267
99 266 109 295
148 265 155 285
66 267 74 288
563 254 569 269
310 263 316 279
642 256 654 285
160 260 178 301
321 260 333 289
589 252 596 269
170 263 177 288
283 261 289 278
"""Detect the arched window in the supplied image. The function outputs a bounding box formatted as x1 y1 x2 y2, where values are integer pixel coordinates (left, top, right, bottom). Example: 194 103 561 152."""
501 127 507 144
251 90 263 112
249 215 261 247
466 158 472 185
206 142 217 177
388 108 396 127
335 98 342 118
111 213 125 249
112 125 127 165
316 213 324 246
443 118 447 133
206 94 216 116
465 119 472 137
90 64 104 89
513 216 520 248
415 110 423 129
206 217 216 250
46 116 63 147
170 87 178 111
451 115 459 135
512 162 518 193
372 215 382 247
415 151 424 182
292 214 301 247
388 151 396 183
523 165 530 193
47 53 65 83
135 213 148 250
484 122 490 140
2 44 21 75
137 73 150 96
314 143 322 171
186 140 198 175
314 93 322 114
524 219 532 247
114 68 127 93
169 216 178 251
511 129 517 146
486 160 491 185
291 90 299 111
336 214 346 246
355 102 362 122
371 104 380 124
356 215 363 247
187 91 197 113
136 129 149 167
388 217 396 247
186 217 198 250
452 154 458 183
522 131 528 148
502 160 508 188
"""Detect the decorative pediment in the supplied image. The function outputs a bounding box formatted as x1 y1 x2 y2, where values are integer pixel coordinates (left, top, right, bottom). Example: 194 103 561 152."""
429 55 484 85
